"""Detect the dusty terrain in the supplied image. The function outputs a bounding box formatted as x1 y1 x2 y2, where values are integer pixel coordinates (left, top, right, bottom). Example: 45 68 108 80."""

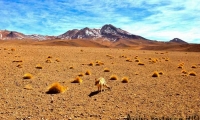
0 40 199 119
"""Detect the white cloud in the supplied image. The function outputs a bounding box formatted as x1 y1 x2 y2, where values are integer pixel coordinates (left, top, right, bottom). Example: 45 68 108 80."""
0 0 199 43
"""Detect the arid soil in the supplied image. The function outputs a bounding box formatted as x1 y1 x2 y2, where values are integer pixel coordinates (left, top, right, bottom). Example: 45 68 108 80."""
0 41 199 120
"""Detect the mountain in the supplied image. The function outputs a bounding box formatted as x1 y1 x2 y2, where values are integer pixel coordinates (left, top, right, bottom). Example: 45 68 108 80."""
58 27 101 39
0 30 26 40
100 24 144 41
169 38 188 44
0 30 55 40
58 24 145 41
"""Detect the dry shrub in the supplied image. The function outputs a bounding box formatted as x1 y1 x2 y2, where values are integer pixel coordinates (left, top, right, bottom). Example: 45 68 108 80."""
96 63 101 66
96 60 104 65
178 66 183 69
138 62 145 65
13 60 23 63
104 68 110 72
78 73 84 77
122 77 129 83
69 66 74 69
110 75 118 80
23 73 33 79
165 58 169 61
126 58 132 62
35 64 42 69
71 77 83 84
181 70 187 74
149 58 157 63
88 62 94 66
135 59 140 62
85 70 91 75
16 64 22 68
159 71 164 75
55 59 60 62
152 71 159 77
191 65 197 68
106 54 112 57
46 59 51 63
120 55 127 58
24 84 33 90
46 82 67 94
188 71 197 76
47 56 52 58
179 62 184 66
11 48 15 51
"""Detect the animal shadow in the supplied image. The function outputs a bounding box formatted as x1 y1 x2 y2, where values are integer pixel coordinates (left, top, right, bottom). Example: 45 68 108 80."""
88 91 100 97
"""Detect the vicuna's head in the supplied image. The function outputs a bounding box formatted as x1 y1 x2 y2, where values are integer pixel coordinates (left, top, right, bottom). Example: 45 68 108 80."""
95 78 99 85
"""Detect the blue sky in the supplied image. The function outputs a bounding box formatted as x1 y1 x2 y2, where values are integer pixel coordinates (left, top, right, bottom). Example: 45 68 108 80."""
0 0 199 43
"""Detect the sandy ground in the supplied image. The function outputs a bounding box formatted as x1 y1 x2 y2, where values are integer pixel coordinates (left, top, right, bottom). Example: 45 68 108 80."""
0 43 199 120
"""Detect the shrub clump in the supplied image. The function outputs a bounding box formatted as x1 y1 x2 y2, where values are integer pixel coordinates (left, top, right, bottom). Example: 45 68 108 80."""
110 75 118 80
71 77 83 84
188 71 197 76
85 70 91 75
121 77 129 83
35 64 43 69
152 71 159 77
104 68 110 72
46 82 67 94
138 62 145 65
23 73 33 79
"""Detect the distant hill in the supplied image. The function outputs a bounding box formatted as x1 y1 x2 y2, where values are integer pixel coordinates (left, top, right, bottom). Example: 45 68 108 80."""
169 38 188 44
58 24 145 41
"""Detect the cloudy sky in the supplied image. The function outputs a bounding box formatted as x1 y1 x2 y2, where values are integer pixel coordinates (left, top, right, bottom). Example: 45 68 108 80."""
0 0 199 43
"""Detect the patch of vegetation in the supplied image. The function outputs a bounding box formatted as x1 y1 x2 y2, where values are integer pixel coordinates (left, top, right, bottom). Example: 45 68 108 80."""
46 82 67 94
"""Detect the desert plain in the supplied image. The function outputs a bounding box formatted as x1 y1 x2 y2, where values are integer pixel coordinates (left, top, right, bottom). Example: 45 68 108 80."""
0 40 199 120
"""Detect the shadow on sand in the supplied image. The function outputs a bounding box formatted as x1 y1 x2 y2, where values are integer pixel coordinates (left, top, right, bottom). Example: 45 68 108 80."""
88 91 99 97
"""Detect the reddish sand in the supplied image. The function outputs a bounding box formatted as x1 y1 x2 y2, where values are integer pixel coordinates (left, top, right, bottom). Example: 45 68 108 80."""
0 40 199 119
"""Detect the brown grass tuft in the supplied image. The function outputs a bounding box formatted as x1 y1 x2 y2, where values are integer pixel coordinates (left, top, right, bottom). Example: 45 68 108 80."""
46 82 67 94
46 59 51 63
135 59 140 62
181 70 187 74
165 58 169 61
23 73 33 79
188 71 197 76
138 62 145 65
191 65 197 68
104 68 110 72
11 48 15 51
178 66 183 69
69 66 74 69
96 60 104 65
121 77 129 83
55 58 60 62
13 60 23 63
71 77 83 84
159 71 164 75
47 56 52 58
88 62 94 66
110 75 118 80
24 84 33 90
78 73 84 77
16 64 23 68
85 70 91 75
152 71 159 77
35 64 43 69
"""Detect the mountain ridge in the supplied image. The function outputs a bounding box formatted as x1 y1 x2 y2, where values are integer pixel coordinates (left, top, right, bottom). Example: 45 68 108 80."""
0 24 188 44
